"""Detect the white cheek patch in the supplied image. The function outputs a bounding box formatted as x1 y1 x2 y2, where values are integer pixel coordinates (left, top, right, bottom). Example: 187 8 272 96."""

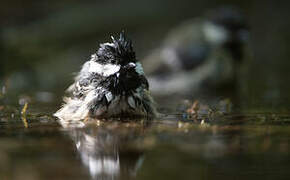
204 22 228 45
88 61 102 73
88 61 120 76
135 62 145 75
102 64 120 76
102 42 115 47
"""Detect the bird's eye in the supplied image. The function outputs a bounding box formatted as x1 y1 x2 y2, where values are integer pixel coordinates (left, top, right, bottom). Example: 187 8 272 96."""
111 60 116 64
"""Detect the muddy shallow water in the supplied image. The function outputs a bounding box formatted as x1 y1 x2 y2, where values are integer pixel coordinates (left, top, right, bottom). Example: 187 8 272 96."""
1 101 290 180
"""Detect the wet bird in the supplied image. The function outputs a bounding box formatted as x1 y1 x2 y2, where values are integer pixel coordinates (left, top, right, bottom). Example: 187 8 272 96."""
55 32 157 121
143 7 250 98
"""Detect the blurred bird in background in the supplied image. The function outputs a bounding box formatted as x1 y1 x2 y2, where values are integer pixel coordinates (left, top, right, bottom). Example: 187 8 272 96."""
143 7 250 101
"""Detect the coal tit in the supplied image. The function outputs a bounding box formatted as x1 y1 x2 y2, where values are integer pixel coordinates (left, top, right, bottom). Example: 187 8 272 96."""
143 7 250 98
54 32 157 121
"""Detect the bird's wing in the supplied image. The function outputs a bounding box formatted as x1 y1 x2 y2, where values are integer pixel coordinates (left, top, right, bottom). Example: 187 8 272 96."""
56 77 107 121
66 60 104 97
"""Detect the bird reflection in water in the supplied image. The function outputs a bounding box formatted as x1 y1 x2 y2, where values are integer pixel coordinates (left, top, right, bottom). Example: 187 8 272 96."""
60 120 149 180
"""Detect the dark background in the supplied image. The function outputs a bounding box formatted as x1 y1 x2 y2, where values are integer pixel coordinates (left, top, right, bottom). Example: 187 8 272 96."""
1 0 290 110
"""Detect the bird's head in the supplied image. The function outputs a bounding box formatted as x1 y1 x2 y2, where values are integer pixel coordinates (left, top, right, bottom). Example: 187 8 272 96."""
204 7 249 45
96 31 136 66
204 6 249 61
89 32 147 94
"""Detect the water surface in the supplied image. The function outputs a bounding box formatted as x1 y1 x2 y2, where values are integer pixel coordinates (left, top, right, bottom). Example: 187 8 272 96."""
1 101 290 180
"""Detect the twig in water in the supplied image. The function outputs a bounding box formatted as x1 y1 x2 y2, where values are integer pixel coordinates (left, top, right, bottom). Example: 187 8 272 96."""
21 103 28 115
21 115 28 128
21 103 29 128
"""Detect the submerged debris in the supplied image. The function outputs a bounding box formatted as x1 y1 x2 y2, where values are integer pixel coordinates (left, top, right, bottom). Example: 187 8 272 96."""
21 115 28 128
186 100 200 116
200 119 210 127
21 102 29 128
184 98 233 122
21 102 28 115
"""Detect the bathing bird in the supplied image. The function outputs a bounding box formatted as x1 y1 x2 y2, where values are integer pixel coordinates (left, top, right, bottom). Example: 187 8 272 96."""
55 32 157 121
